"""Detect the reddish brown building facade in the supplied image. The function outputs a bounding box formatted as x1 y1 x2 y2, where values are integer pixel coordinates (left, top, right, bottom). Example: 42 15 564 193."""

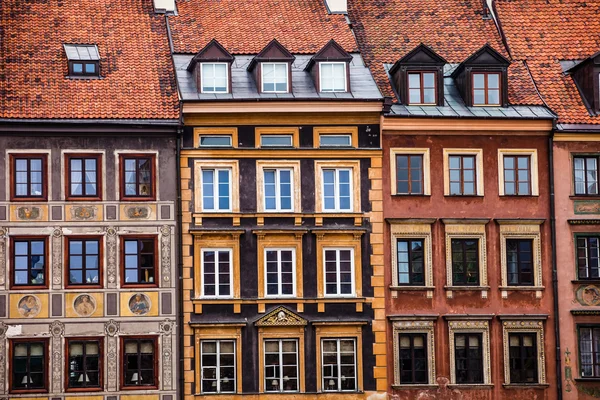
497 1 600 398
349 1 558 398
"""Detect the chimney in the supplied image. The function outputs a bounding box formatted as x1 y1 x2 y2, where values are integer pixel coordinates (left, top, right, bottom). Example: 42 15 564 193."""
324 0 347 14
153 0 176 14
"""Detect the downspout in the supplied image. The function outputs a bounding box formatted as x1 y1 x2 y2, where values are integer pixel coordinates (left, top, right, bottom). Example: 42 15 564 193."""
549 123 563 400
164 13 186 400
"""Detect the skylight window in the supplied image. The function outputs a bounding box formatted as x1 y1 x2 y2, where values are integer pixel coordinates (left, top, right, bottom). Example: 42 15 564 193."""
64 44 100 78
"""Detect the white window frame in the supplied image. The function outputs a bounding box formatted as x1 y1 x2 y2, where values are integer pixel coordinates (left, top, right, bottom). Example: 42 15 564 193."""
200 168 232 212
263 339 299 393
200 248 233 298
198 135 233 147
319 62 347 93
323 248 355 297
321 168 353 212
261 62 289 93
200 339 237 394
263 168 294 212
321 338 357 392
264 248 296 297
200 62 229 94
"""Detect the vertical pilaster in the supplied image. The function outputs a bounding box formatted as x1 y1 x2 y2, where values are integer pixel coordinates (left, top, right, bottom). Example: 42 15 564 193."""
51 228 63 290
50 320 65 393
160 319 174 390
105 227 118 289
105 319 120 391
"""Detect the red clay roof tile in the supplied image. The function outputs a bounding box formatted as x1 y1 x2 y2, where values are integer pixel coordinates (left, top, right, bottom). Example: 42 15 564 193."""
347 0 543 106
0 0 179 120
169 0 357 55
496 0 600 124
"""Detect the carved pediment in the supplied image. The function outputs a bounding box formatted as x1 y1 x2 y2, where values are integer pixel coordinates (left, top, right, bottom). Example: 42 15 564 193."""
256 306 307 327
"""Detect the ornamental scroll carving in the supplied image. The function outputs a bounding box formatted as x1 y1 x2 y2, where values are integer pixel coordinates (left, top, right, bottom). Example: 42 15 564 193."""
160 319 174 390
0 228 7 289
52 228 63 289
256 306 307 327
50 321 64 393
105 320 120 391
0 322 7 394
105 227 118 289
161 225 172 287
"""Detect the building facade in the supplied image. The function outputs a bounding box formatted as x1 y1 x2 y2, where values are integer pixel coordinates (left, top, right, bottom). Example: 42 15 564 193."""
497 1 600 398
168 0 388 397
349 0 558 398
0 1 179 399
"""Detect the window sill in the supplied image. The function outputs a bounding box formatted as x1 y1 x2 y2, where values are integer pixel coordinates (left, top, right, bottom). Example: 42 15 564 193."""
65 197 103 202
390 286 434 291
65 387 104 393
65 284 103 290
572 280 600 284
9 389 49 395
391 194 431 197
499 194 539 198
120 385 159 391
121 283 159 289
570 196 600 200
447 384 494 389
391 384 438 390
443 195 484 198
119 197 156 202
10 197 48 202
10 284 49 290
444 286 490 291
503 383 549 389
575 378 600 382
499 286 544 291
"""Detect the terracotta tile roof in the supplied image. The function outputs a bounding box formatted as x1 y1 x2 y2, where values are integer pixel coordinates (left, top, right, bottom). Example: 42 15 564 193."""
496 0 600 124
169 0 357 55
347 0 543 106
0 0 179 120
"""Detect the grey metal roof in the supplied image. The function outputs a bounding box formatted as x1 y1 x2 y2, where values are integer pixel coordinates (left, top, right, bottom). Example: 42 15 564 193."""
385 63 555 120
173 53 382 101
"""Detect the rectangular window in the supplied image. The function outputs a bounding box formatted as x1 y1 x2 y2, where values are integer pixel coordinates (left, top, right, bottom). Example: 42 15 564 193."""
503 155 530 195
201 63 228 93
67 339 101 390
66 154 101 199
580 326 600 378
322 339 356 391
399 333 428 384
201 249 232 298
397 239 425 286
320 62 347 92
509 333 538 383
200 340 236 394
262 63 288 93
454 333 483 384
574 156 599 195
577 236 600 279
11 154 47 200
10 340 47 393
12 238 46 287
324 249 354 296
199 135 232 147
264 339 299 392
264 169 293 211
451 239 479 286
201 168 231 211
449 155 476 195
472 72 500 106
265 249 295 296
506 239 533 286
396 155 423 195
121 338 157 389
67 237 101 287
64 44 100 78
122 238 156 287
260 135 293 147
319 135 352 147
408 72 436 105
322 168 352 211
120 155 155 200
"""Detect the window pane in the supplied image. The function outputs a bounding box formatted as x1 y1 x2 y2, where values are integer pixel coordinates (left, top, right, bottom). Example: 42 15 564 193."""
408 74 421 89
487 73 499 89
320 135 351 147
200 136 232 147
261 135 293 147
473 74 485 89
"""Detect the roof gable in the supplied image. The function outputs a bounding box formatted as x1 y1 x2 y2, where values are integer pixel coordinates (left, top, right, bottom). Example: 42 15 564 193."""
248 39 296 71
305 39 352 70
188 39 234 71
255 306 307 327
389 43 448 75
452 44 510 77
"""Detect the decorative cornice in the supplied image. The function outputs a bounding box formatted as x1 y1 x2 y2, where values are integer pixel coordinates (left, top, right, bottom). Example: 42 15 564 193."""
388 315 439 321
568 219 600 225
444 314 494 321
442 218 490 225
386 218 437 225
497 314 549 320
571 310 600 316
495 219 545 225
255 306 307 327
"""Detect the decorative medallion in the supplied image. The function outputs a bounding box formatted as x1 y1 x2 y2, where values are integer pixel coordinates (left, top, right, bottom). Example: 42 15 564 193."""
256 306 307 326
70 206 97 221
575 200 600 215
16 206 41 220
125 206 150 219
49 320 65 337
576 285 600 306
160 319 174 335
17 295 41 318
161 225 172 286
105 319 120 337
128 293 151 315
73 294 96 317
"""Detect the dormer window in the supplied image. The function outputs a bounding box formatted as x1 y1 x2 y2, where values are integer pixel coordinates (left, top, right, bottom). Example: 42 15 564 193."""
64 44 100 78
261 63 289 93
320 62 347 92
472 72 500 106
564 51 600 116
201 63 228 93
408 72 437 105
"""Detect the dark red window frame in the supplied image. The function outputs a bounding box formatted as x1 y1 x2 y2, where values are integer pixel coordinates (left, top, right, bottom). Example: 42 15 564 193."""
9 154 48 202
65 236 104 289
120 336 159 390
407 71 437 105
471 72 501 106
9 338 49 394
119 154 156 201
65 153 103 201
10 236 49 290
65 337 103 392
120 236 158 288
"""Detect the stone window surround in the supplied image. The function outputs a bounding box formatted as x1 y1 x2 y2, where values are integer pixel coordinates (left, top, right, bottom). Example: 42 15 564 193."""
255 160 302 213
442 148 485 196
314 160 361 213
193 159 240 213
497 149 540 196
389 148 431 196
315 230 363 299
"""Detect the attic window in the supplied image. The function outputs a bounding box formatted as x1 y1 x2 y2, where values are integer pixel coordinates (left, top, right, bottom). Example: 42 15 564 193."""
201 63 228 93
64 44 100 78
408 72 437 105
262 63 289 93
472 72 500 106
320 62 347 92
